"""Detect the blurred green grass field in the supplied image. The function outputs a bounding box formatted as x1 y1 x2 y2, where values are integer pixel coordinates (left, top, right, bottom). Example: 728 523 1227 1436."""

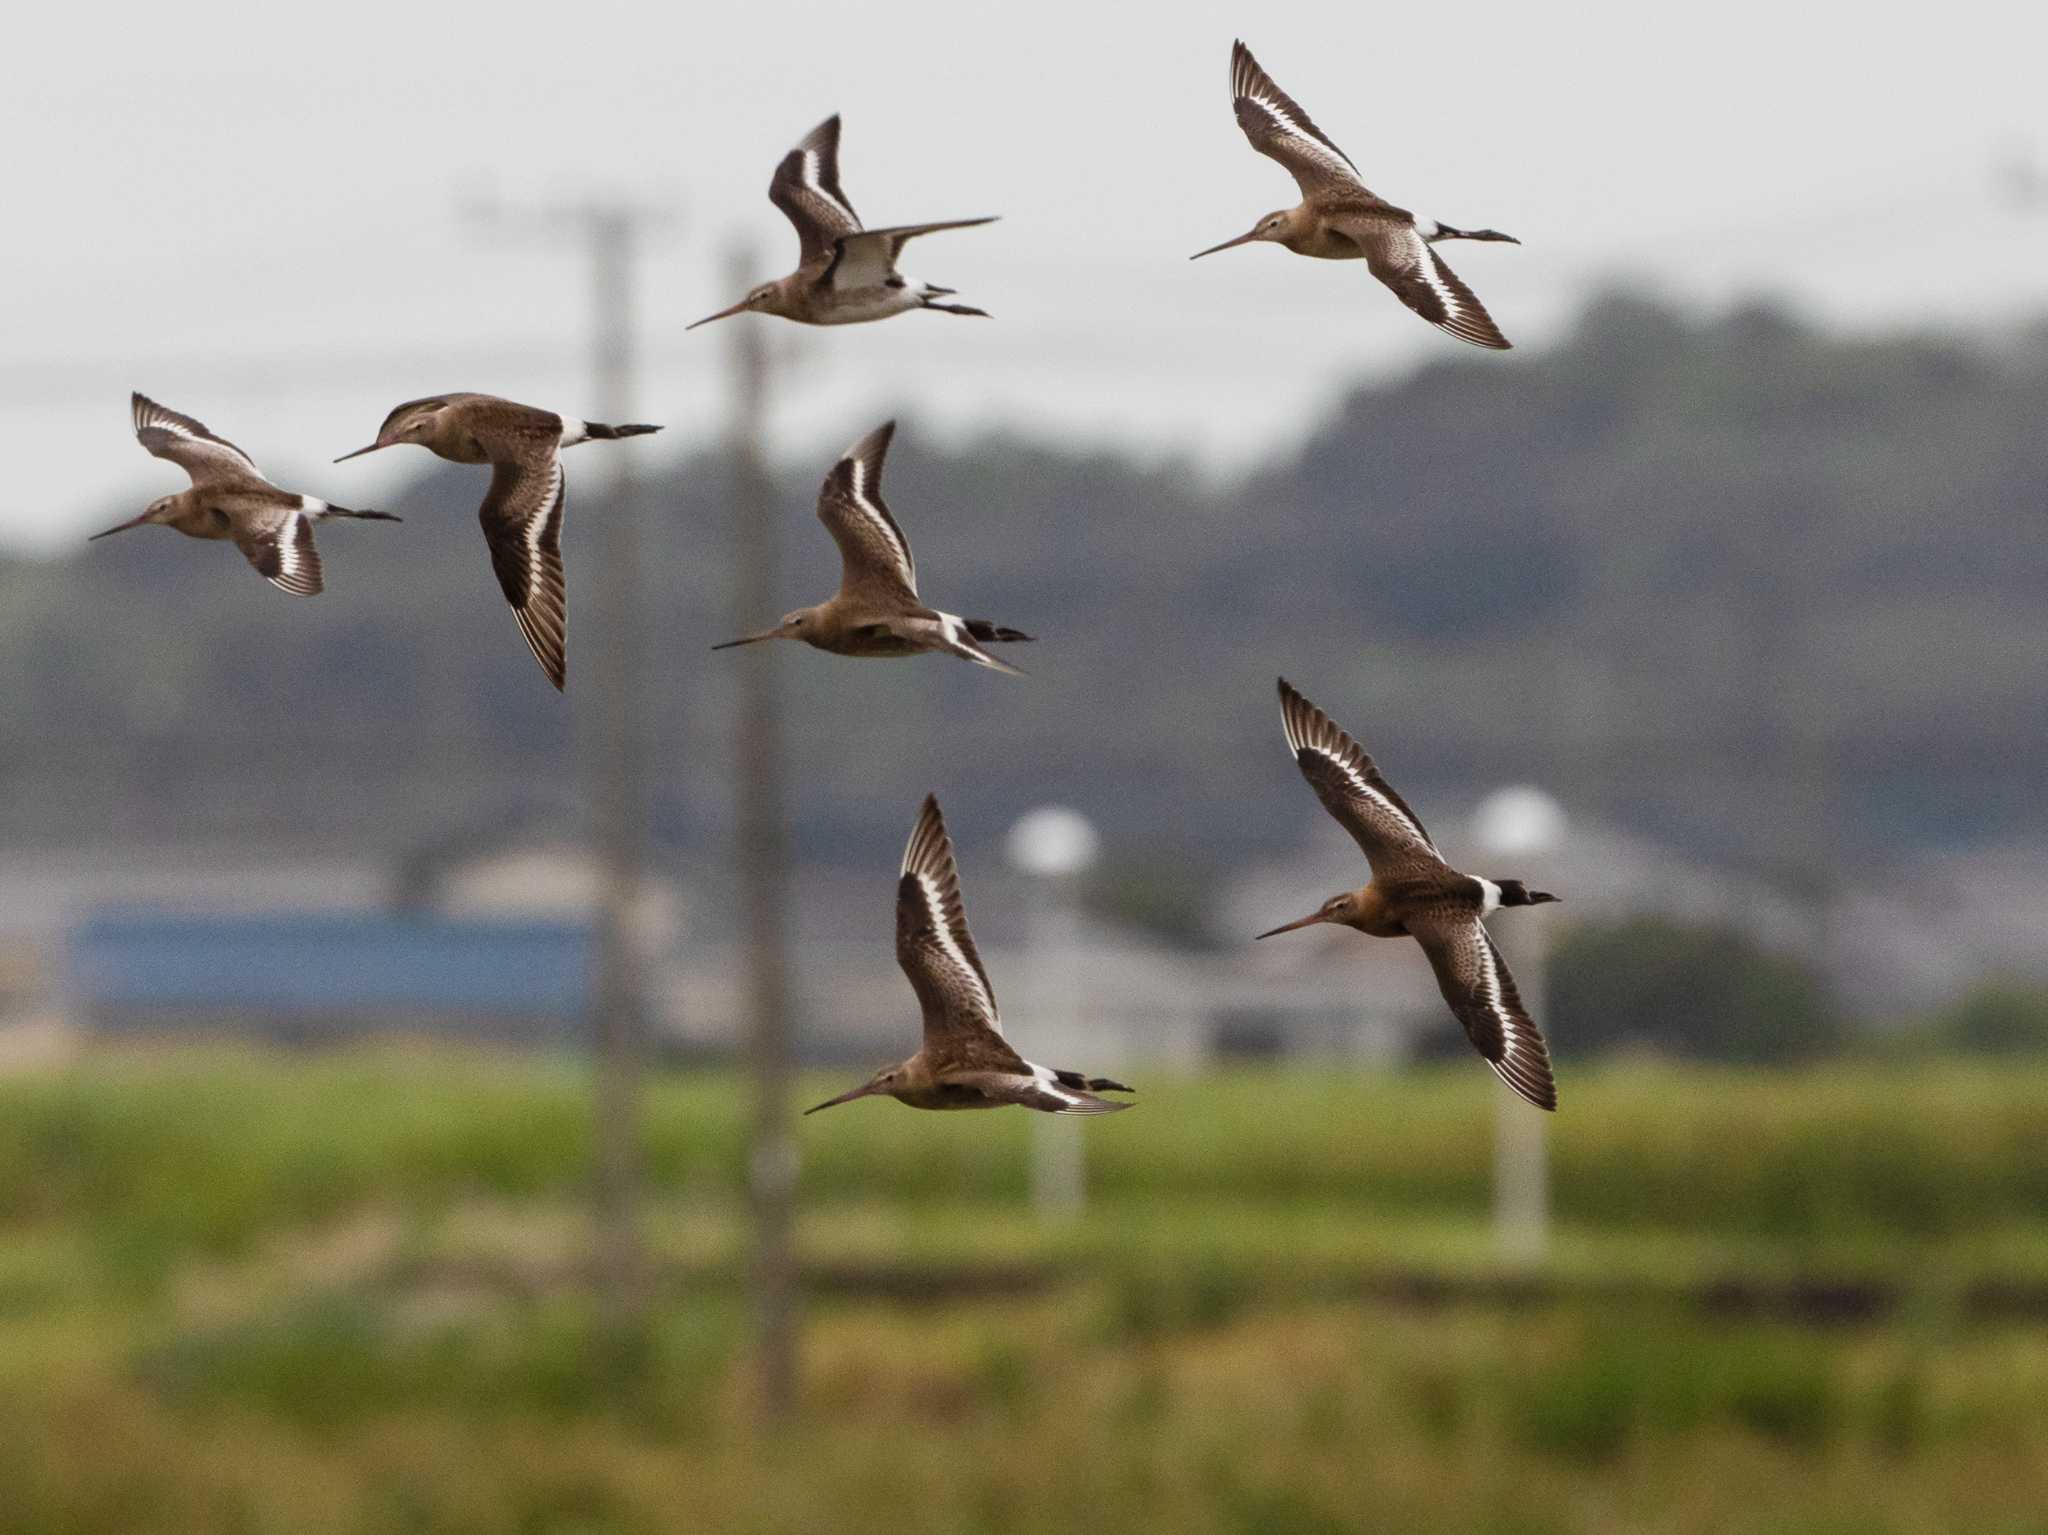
3 1050 2047 1534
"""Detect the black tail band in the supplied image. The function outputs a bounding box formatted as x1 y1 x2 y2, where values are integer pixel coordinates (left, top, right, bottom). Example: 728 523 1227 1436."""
1055 1069 1134 1095
964 618 1034 644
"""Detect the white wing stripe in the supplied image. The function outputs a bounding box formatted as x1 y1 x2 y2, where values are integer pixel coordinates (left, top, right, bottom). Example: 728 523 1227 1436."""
1476 939 1539 1067
846 455 914 583
1279 694 1443 857
1029 1063 1081 1107
1247 99 1314 154
801 149 856 226
133 397 260 474
525 461 562 577
911 869 998 1027
1310 743 1427 844
1240 96 1358 181
1418 244 1467 319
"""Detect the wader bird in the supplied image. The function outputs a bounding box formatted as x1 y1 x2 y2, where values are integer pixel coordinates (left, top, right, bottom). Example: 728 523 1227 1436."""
94 393 397 595
806 794 1134 1117
1193 40 1519 350
1259 679 1561 1110
334 393 660 690
714 420 1032 674
688 114 996 329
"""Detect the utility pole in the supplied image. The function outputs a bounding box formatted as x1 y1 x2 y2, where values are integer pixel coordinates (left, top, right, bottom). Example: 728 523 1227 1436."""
467 195 679 1362
1471 787 1566 1265
1007 808 1102 1222
726 244 799 1421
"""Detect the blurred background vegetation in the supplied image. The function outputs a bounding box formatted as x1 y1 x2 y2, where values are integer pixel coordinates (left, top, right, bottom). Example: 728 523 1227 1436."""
2 1052 2048 1534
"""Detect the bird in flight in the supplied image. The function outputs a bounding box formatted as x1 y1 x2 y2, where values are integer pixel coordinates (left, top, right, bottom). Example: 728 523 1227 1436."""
94 393 398 595
714 420 1032 674
334 393 660 690
1193 40 1519 350
689 114 997 329
1258 679 1561 1110
806 795 1135 1117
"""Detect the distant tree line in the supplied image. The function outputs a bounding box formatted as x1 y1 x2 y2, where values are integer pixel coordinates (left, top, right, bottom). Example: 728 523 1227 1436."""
4 290 2044 893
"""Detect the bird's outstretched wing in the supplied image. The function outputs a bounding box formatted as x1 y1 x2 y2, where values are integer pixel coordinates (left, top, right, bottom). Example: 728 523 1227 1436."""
825 218 998 290
1229 40 1374 200
945 1067 1133 1115
1410 915 1558 1111
478 451 568 690
234 506 323 597
770 114 863 269
1337 215 1512 350
818 420 918 600
896 795 1024 1072
1277 678 1443 877
133 392 262 487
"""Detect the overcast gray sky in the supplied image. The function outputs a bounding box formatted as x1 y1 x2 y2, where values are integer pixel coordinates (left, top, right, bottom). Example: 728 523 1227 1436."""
4 0 2043 551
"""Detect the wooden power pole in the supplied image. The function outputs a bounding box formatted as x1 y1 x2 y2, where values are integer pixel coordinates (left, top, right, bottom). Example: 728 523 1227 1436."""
467 195 678 1361
725 243 800 1420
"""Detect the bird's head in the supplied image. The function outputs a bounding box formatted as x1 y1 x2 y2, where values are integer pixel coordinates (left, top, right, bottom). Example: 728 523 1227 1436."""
687 282 781 330
711 609 810 651
1255 890 1361 939
87 495 180 541
1190 210 1292 260
333 397 449 462
804 1063 905 1115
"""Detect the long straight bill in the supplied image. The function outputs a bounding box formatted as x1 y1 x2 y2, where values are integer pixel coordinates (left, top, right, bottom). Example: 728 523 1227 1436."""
803 1081 879 1115
1189 228 1262 260
1254 910 1327 940
87 513 153 540
710 628 783 651
686 298 752 331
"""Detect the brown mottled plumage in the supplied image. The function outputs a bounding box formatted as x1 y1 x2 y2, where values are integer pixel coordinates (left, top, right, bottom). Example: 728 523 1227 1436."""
688 115 997 329
92 393 398 596
712 421 1033 673
805 795 1133 1117
334 392 660 690
1191 40 1519 350
1258 679 1561 1111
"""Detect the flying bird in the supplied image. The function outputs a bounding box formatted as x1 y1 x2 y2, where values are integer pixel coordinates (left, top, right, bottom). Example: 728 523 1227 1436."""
688 115 997 329
93 393 398 595
1192 40 1519 350
806 795 1135 1117
334 393 660 690
713 420 1032 674
1258 679 1561 1110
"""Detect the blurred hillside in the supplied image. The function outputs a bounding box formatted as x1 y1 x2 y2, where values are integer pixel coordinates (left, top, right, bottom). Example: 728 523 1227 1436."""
5 292 2044 884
